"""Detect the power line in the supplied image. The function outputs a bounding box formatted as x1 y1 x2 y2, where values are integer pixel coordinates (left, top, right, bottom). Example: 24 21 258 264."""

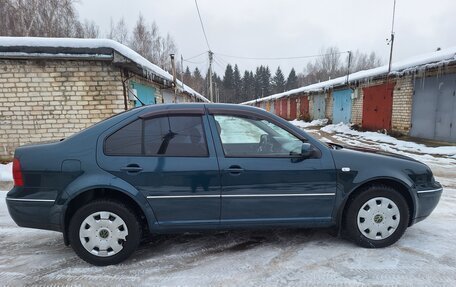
183 51 207 61
183 59 206 65
215 50 349 61
194 0 211 51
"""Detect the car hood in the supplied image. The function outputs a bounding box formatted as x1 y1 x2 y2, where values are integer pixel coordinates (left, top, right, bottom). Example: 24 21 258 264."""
330 143 419 163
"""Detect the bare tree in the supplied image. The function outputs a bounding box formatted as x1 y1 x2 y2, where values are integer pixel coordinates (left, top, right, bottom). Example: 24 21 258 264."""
107 17 129 44
130 14 153 60
299 46 383 86
350 50 383 72
0 0 99 38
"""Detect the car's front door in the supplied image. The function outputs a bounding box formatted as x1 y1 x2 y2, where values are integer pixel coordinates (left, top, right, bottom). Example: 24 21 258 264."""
98 110 221 226
208 112 336 225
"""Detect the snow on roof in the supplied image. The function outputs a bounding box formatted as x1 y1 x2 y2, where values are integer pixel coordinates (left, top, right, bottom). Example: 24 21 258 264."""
0 37 209 102
242 47 456 105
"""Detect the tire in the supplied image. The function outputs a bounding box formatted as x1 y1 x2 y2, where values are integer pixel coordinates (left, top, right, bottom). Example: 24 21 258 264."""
68 200 142 266
344 185 409 248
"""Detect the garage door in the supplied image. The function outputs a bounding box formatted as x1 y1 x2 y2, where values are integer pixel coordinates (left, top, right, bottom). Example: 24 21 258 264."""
299 96 310 120
289 98 297 120
333 89 352 124
362 82 395 131
132 81 156 107
410 74 456 142
311 94 326 119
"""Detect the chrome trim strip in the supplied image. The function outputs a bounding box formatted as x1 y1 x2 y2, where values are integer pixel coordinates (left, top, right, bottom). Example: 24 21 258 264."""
223 193 336 198
417 188 443 194
147 193 336 199
147 195 220 199
6 198 55 203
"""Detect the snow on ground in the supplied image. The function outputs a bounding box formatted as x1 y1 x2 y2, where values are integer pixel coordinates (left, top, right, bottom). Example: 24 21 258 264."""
0 163 12 182
0 124 455 286
289 119 328 129
321 122 456 157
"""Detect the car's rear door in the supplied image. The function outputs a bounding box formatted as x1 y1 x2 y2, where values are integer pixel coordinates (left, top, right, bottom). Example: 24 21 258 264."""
207 109 336 225
97 108 221 226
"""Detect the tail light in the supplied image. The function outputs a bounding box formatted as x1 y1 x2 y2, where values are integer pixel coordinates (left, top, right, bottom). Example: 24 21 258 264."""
12 158 24 187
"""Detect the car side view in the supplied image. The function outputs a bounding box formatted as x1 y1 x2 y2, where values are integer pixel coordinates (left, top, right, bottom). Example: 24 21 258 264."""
6 104 443 265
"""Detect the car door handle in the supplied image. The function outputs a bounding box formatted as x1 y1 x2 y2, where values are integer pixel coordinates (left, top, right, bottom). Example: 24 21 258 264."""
121 164 143 173
225 165 244 175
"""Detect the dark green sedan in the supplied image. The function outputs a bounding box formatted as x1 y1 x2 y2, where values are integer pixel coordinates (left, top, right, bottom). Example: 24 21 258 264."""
6 104 443 265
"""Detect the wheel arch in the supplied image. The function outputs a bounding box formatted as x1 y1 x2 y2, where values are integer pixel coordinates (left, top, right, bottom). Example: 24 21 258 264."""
337 177 416 233
61 186 153 245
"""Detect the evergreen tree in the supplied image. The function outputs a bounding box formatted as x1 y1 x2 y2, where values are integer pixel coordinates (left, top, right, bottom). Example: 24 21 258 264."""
286 68 299 90
223 64 234 102
260 66 272 97
241 70 254 102
233 64 242 101
183 66 192 85
192 67 204 94
272 66 286 93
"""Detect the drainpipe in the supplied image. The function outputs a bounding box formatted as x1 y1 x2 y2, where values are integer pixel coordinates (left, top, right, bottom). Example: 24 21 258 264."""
170 54 177 103
121 69 129 111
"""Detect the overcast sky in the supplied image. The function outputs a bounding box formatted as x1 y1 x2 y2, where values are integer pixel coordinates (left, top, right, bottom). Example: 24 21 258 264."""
76 0 456 76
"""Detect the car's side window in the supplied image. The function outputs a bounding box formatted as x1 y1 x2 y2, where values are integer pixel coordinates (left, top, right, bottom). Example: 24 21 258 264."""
144 116 208 157
105 115 208 157
105 119 142 155
214 115 303 157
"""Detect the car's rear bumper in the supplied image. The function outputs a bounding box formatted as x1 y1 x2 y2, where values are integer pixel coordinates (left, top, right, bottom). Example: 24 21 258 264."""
6 197 62 232
411 186 443 225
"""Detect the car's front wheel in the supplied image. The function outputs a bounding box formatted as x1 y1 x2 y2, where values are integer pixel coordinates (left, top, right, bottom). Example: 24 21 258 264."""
69 200 141 265
344 185 410 248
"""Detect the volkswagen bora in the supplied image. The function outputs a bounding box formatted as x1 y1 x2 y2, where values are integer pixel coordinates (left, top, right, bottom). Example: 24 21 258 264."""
6 104 442 265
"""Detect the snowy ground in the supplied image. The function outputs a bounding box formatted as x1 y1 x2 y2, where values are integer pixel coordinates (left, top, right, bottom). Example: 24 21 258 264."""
0 122 455 286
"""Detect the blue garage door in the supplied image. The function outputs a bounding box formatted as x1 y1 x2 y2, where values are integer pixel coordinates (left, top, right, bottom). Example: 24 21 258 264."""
312 94 326 119
270 101 275 114
132 82 156 107
333 89 352 124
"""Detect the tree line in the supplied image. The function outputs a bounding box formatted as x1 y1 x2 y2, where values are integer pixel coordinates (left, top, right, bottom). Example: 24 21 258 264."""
183 47 382 103
0 0 383 103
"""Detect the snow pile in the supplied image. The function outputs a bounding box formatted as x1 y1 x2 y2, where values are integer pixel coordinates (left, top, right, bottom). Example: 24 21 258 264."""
242 46 456 105
289 119 328 129
0 37 209 102
0 163 13 182
322 123 456 156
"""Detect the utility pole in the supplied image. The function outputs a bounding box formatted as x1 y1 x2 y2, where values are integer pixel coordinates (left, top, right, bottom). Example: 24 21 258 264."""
170 54 177 102
180 54 184 89
388 0 396 73
208 50 214 102
346 51 352 84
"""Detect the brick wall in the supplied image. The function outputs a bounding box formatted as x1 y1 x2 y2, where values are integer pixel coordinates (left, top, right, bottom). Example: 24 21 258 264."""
351 87 363 126
0 59 131 160
325 91 333 122
391 75 413 133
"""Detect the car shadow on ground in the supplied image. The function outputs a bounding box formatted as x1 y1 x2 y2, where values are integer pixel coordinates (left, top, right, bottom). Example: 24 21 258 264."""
130 228 341 264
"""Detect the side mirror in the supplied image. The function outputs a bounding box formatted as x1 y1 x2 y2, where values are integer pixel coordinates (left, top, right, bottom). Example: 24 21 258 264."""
301 143 312 158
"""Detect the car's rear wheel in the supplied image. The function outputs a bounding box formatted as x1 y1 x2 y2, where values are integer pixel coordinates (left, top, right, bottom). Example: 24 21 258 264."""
344 185 409 248
69 200 141 265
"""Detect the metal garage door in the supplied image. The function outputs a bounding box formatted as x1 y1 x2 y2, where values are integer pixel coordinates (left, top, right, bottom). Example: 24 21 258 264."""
280 98 288 119
362 82 395 131
312 94 326 119
289 98 297 120
410 74 456 142
132 81 156 107
260 101 266 110
299 96 310 120
333 89 352 124
270 101 275 114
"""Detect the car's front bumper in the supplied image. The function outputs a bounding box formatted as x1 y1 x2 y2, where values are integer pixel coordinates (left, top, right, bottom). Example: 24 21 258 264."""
412 186 443 225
